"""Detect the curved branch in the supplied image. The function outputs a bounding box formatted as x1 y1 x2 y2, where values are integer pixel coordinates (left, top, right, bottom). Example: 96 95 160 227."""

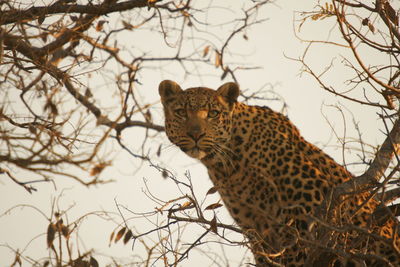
316 118 400 218
0 0 152 25
333 1 400 94
2 28 165 133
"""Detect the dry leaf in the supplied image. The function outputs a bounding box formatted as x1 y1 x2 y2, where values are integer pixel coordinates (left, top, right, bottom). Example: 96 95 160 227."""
38 16 45 25
90 162 108 176
89 256 99 267
123 230 133 244
368 22 375 33
203 45 210 57
44 101 58 115
210 215 218 234
47 223 56 248
85 88 93 98
41 33 48 42
13 251 22 266
61 225 70 239
28 125 37 134
72 259 89 267
221 67 229 80
215 51 221 68
114 227 126 243
109 231 115 246
161 169 168 179
181 201 192 209
122 20 134 30
384 2 399 25
205 203 223 210
55 219 63 231
156 144 162 157
206 187 218 195
96 20 107 32
311 14 322 20
144 110 152 122
181 11 190 17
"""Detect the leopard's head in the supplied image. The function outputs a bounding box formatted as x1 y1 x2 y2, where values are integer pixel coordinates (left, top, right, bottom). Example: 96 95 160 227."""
159 80 239 159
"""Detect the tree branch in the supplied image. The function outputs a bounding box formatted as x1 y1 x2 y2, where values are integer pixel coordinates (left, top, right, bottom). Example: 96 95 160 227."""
316 118 400 218
0 0 153 25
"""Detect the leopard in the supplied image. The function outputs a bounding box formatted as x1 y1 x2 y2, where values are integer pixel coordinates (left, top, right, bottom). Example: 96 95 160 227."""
158 80 400 266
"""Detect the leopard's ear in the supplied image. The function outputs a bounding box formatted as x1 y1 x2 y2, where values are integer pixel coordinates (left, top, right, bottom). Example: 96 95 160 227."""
159 80 183 103
217 82 239 104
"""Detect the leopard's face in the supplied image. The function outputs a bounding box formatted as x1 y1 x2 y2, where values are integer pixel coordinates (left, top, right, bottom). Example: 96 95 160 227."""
159 80 239 159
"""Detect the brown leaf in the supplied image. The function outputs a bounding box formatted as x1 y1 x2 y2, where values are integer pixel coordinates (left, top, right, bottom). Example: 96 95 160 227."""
13 252 22 266
384 2 399 25
44 101 58 115
203 45 210 58
37 16 45 25
161 169 168 179
28 125 37 134
368 22 375 33
96 20 107 32
122 20 134 30
362 18 369 26
215 51 221 68
123 230 133 244
90 162 108 176
156 144 162 157
114 227 126 243
206 187 218 195
109 231 115 246
61 225 70 239
181 11 190 17
181 201 192 209
72 259 89 267
144 110 152 122
55 219 63 231
47 223 56 248
40 32 48 43
89 256 99 267
85 88 93 98
221 67 229 80
70 15 78 22
311 14 322 20
205 203 223 211
210 215 218 234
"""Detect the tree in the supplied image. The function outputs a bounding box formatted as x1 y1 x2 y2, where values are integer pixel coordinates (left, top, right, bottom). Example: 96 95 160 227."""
1 0 399 266
295 0 400 265
0 0 270 266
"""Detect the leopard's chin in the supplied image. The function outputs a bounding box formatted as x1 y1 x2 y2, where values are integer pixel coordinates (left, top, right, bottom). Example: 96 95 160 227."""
185 147 207 159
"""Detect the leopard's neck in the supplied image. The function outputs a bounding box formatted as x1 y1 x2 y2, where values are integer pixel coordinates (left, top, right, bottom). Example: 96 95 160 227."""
200 102 258 179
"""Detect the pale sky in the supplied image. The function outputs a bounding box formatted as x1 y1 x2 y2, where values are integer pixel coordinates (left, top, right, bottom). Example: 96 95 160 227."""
0 1 388 266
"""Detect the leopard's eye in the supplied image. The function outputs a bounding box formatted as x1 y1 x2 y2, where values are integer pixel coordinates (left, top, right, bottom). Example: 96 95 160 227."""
208 110 220 118
174 108 186 117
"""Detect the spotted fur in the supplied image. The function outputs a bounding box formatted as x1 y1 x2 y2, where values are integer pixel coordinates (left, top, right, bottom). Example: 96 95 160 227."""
159 80 400 266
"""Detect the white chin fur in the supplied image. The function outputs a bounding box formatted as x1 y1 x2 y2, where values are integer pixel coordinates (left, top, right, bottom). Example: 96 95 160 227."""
187 148 207 159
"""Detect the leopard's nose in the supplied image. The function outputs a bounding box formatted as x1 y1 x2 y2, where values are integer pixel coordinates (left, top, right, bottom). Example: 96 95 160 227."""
187 132 205 141
187 126 205 141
